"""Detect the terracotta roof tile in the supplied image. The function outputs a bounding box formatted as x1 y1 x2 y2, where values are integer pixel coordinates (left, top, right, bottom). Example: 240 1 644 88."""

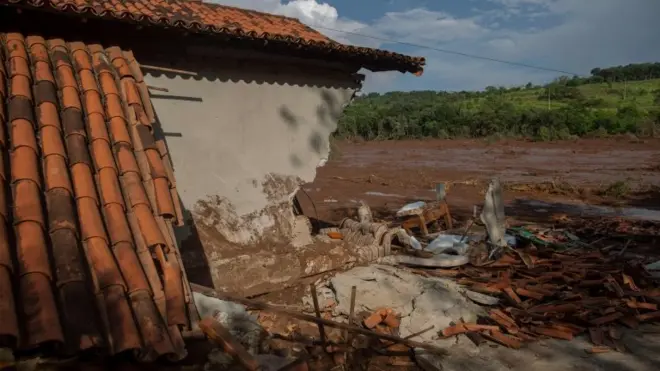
19 272 64 347
11 118 39 153
44 154 73 192
98 167 125 208
70 163 99 203
45 188 77 233
11 147 41 187
134 203 166 248
84 90 105 116
61 86 83 111
34 62 56 84
109 118 133 147
9 57 30 79
15 221 51 277
0 267 19 346
91 140 118 172
56 65 78 89
13 180 45 226
87 113 110 143
2 0 424 74
10 76 32 100
0 32 194 359
36 102 61 129
154 177 175 217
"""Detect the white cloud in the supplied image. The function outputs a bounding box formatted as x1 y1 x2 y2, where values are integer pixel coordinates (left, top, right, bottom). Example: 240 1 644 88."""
209 0 367 44
209 0 660 92
370 9 487 43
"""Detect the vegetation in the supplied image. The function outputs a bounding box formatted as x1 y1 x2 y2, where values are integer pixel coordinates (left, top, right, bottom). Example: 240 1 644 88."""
337 63 660 141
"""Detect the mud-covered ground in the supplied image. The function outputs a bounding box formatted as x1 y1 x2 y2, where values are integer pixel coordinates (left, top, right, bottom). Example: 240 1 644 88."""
298 138 660 225
256 138 660 371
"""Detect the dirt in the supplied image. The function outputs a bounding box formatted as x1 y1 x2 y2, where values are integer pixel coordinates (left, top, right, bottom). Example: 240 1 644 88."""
267 137 660 370
297 138 660 225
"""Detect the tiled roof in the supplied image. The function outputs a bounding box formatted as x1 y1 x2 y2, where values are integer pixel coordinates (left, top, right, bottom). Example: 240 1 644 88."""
0 0 425 75
0 32 196 360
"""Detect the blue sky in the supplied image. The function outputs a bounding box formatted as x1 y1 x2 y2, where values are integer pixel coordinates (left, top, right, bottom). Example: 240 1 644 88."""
214 0 660 92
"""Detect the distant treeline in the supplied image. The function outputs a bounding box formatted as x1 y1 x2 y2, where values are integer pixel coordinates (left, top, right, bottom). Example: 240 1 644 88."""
590 63 660 83
336 62 660 142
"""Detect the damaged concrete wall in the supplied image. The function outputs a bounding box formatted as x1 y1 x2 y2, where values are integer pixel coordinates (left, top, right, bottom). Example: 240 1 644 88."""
141 49 361 291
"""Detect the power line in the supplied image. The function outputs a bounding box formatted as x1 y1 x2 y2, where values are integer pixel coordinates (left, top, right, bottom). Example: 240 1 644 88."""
313 25 581 76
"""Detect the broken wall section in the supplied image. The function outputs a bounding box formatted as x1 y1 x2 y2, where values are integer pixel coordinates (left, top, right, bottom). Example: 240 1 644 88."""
141 49 361 293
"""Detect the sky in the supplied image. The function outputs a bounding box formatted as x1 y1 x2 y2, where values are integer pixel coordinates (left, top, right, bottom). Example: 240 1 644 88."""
211 0 660 93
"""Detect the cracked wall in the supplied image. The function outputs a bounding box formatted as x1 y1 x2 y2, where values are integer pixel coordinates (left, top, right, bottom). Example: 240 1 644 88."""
142 51 360 291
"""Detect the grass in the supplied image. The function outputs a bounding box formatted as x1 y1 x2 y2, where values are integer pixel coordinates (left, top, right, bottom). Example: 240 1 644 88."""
468 79 660 111
597 180 632 198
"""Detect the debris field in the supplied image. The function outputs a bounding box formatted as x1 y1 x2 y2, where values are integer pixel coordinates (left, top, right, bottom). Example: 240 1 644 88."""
417 241 660 354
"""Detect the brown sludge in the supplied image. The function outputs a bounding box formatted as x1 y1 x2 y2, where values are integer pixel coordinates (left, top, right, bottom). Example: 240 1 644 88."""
435 244 660 352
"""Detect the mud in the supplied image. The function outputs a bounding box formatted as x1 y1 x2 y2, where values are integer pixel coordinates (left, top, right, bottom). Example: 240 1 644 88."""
298 138 660 223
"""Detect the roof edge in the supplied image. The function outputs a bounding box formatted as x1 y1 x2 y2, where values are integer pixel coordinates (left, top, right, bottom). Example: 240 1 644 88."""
0 0 425 75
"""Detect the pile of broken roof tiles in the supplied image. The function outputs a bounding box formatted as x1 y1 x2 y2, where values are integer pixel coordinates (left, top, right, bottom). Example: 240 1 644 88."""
430 246 660 353
0 32 196 360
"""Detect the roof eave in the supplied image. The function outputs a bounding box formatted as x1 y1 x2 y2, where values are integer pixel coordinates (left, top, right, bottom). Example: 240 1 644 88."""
1 0 426 75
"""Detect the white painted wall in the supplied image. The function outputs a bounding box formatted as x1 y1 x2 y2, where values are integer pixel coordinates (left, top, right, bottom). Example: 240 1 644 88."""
142 54 359 289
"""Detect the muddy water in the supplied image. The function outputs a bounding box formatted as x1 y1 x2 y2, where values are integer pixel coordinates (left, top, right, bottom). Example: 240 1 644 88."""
299 138 660 223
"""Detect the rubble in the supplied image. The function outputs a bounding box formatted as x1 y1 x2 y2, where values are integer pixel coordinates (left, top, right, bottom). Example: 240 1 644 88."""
420 242 660 352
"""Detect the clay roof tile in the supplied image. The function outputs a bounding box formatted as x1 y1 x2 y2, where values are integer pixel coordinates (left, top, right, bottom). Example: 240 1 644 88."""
34 81 59 107
11 147 41 188
18 272 64 347
83 90 105 116
115 143 140 175
11 118 39 154
0 31 193 358
87 113 110 144
15 221 50 277
154 177 175 218
61 86 82 111
145 148 167 180
103 203 133 246
70 163 99 204
36 102 62 130
133 203 166 249
91 140 118 173
33 62 56 84
66 134 92 168
5 36 29 61
45 188 77 234
72 49 93 72
9 57 31 79
113 241 151 294
109 117 132 147
10 76 32 100
98 72 120 97
79 70 98 94
43 154 73 195
122 171 150 208
13 181 45 227
105 94 126 120
0 218 11 271
7 0 427 74
0 267 19 345
78 198 107 242
55 65 78 89
98 167 125 209
49 227 86 286
100 284 142 354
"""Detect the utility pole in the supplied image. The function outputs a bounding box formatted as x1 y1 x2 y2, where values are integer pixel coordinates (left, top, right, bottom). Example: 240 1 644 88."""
547 87 551 110
623 79 627 100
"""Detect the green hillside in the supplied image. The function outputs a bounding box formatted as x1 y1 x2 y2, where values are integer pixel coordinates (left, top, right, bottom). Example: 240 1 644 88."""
337 64 660 141
499 79 660 110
